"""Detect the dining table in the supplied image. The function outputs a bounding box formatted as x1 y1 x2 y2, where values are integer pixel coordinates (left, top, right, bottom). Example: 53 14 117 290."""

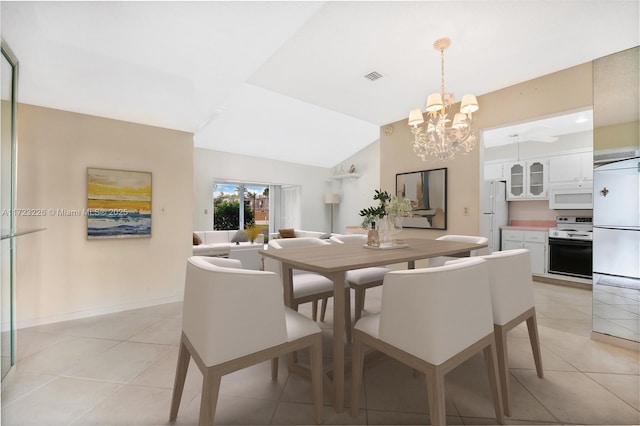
259 237 488 413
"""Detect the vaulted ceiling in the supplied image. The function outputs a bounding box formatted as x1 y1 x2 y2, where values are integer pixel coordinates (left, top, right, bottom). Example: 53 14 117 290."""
2 1 638 167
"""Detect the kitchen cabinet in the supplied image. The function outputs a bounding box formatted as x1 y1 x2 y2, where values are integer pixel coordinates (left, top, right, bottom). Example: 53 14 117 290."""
502 229 547 275
548 151 593 184
506 160 548 200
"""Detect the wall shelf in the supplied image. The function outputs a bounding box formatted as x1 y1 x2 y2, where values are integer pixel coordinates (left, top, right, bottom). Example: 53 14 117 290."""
330 173 361 180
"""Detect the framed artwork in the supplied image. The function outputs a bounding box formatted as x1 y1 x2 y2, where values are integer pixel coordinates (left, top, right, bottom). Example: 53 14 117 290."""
395 168 447 230
87 168 152 239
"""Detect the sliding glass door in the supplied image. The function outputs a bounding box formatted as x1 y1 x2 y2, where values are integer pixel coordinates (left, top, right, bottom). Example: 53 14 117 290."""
212 182 301 235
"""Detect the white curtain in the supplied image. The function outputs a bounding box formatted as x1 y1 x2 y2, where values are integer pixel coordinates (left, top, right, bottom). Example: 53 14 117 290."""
281 185 301 229
269 185 281 232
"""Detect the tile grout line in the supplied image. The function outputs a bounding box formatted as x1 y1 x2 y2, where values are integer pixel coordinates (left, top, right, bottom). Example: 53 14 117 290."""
582 371 640 414
509 369 561 425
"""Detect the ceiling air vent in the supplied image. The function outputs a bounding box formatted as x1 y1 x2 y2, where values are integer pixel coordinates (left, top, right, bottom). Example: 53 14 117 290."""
364 71 384 81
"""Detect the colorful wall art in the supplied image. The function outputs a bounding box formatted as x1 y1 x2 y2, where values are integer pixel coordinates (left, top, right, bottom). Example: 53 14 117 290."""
87 168 152 239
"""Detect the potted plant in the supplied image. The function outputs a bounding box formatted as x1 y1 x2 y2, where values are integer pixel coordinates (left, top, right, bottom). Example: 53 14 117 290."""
244 224 262 244
360 190 412 243
359 189 390 228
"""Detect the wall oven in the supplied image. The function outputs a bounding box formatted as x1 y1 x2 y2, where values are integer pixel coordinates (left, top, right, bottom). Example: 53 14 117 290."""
548 216 593 279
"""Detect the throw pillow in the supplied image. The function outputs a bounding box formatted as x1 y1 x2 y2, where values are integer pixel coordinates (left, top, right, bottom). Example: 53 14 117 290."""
193 233 202 245
279 228 296 238
319 233 331 239
231 230 248 243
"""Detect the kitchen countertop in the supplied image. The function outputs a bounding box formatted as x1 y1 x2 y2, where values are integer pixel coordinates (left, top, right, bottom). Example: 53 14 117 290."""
501 225 551 231
501 220 555 232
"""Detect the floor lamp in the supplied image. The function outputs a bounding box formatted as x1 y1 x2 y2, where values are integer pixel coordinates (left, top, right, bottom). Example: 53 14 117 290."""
325 193 340 233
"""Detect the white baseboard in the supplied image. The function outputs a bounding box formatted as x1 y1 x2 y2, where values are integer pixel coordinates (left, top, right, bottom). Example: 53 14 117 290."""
591 331 640 352
15 295 183 330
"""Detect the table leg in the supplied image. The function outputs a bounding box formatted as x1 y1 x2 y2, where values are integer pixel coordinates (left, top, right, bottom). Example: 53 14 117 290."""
281 264 294 307
328 271 346 413
282 264 296 370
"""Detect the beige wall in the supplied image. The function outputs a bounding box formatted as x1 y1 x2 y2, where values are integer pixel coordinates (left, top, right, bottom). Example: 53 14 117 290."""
15 104 194 327
594 46 639 152
381 62 593 237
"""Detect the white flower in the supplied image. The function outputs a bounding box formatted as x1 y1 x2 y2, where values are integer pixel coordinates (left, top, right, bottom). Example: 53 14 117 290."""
387 196 412 217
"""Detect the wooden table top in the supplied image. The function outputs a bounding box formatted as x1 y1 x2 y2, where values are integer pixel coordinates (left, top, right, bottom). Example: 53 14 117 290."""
259 238 487 272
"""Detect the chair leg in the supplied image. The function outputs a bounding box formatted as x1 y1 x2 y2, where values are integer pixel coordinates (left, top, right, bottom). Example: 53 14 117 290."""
312 300 318 321
483 340 506 424
425 369 446 426
526 311 544 378
309 335 324 424
271 357 279 381
199 369 222 426
354 287 365 324
494 324 511 417
350 333 365 417
320 298 328 321
344 288 352 342
169 338 191 421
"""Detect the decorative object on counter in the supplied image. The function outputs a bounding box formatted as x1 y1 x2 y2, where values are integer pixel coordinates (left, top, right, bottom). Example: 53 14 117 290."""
396 168 448 230
407 37 479 162
359 189 412 243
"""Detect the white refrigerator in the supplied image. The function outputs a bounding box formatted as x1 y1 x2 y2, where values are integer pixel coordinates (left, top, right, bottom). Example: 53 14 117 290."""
593 157 640 287
592 157 639 342
480 180 508 254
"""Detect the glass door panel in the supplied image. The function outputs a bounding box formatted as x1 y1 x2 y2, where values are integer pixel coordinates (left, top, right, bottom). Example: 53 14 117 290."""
509 163 524 197
1 41 18 380
528 161 545 196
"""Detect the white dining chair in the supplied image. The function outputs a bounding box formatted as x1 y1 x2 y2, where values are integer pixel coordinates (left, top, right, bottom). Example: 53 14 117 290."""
351 258 504 426
429 234 488 267
170 256 323 425
452 248 544 416
263 237 352 341
328 234 391 327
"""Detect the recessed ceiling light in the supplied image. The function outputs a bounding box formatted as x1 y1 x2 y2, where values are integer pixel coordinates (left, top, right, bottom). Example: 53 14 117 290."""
575 117 589 123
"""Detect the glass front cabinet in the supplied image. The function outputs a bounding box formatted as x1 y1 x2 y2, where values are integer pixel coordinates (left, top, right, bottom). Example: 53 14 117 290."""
506 160 548 200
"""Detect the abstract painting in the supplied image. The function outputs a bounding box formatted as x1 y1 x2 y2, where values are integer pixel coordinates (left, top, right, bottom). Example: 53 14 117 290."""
395 168 447 230
87 168 152 239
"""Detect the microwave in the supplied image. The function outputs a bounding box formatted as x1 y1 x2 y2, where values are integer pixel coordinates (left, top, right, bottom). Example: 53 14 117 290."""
549 183 593 209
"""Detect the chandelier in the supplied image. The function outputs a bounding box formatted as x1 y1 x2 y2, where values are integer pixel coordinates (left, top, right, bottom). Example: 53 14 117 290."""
408 38 479 161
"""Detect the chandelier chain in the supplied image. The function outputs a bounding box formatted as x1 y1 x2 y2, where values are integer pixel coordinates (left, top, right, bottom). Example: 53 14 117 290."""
440 48 445 102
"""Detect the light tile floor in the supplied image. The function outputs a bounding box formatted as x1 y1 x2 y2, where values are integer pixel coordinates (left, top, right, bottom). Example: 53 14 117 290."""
1 282 639 425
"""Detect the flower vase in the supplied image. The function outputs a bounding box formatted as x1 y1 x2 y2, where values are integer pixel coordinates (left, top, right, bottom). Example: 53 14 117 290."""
378 215 402 244
377 216 391 244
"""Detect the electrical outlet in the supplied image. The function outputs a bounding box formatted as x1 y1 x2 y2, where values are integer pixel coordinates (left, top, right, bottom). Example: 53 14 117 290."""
463 207 470 216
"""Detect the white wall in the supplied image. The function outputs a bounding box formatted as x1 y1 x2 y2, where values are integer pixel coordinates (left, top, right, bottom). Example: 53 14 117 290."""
193 148 331 232
328 140 381 233
15 104 194 327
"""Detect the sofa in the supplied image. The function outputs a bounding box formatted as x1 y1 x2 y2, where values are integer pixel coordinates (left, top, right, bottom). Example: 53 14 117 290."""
193 229 335 257
193 230 264 257
268 229 333 240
